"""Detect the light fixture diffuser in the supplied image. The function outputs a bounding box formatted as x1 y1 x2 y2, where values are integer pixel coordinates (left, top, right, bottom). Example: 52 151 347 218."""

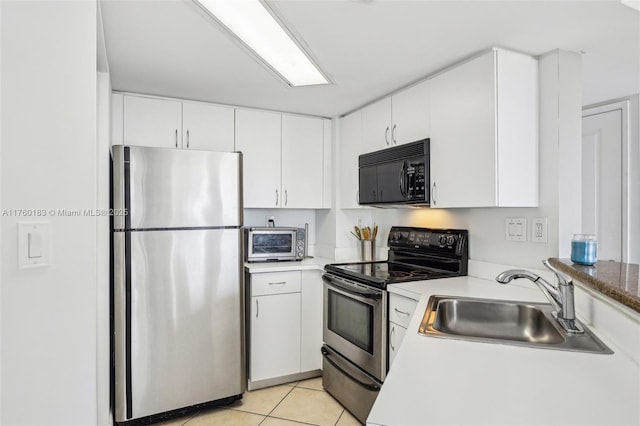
621 0 640 12
195 0 329 87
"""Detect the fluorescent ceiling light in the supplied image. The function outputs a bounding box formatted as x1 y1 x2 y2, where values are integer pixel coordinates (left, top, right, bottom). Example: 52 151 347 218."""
196 0 329 87
621 0 640 12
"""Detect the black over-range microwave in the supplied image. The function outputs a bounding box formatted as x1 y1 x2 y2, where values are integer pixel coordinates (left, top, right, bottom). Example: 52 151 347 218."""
358 139 429 206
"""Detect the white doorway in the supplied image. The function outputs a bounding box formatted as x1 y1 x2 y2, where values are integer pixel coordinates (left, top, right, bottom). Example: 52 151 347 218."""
582 100 630 262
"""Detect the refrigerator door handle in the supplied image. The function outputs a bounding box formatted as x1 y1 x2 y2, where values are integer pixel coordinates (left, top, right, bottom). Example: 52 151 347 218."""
256 299 259 318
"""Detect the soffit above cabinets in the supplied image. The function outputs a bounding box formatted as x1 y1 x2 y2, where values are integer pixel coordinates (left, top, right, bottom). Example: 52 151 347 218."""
100 0 639 118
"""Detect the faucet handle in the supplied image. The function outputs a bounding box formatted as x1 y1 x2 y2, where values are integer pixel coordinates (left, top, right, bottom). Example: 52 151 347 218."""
542 259 573 286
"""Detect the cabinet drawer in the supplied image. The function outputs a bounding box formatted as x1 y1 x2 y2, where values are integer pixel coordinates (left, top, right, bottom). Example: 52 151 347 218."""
251 271 301 296
388 293 418 328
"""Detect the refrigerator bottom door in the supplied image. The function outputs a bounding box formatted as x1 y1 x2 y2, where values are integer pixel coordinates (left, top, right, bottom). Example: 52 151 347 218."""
114 228 245 422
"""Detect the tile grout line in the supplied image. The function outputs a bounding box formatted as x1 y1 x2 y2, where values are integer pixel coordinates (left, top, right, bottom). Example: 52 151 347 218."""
267 384 296 416
334 409 345 426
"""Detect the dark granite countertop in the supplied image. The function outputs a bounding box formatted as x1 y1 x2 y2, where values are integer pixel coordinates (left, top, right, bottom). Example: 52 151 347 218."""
548 258 640 313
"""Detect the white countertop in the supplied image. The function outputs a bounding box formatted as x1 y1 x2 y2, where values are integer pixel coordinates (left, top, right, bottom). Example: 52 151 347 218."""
244 256 334 273
370 276 640 426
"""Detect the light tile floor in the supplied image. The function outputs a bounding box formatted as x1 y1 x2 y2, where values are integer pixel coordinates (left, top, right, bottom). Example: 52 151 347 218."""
154 378 361 426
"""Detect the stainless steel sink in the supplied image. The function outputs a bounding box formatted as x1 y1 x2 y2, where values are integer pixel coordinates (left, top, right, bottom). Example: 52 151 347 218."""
419 295 613 354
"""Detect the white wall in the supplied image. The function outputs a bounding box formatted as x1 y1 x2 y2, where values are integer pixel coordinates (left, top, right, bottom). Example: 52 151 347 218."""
97 71 112 426
1 1 98 425
330 50 583 269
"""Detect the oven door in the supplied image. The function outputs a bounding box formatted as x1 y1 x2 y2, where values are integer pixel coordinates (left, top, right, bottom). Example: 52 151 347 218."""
323 273 387 382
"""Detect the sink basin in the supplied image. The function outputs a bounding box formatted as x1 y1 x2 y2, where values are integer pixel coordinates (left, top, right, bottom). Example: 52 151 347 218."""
419 295 613 354
432 298 565 344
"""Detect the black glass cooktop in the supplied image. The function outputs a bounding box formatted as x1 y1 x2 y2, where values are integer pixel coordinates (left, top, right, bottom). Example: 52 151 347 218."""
324 226 469 289
325 261 455 289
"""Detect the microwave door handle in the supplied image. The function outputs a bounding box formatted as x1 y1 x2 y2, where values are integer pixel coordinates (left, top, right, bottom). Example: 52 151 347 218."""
399 161 406 198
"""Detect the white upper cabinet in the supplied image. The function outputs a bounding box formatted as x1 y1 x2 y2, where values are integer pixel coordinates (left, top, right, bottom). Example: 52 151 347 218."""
235 110 327 209
120 94 235 151
361 80 431 152
182 102 234 152
429 49 538 208
235 109 282 208
123 95 182 148
362 97 392 151
281 115 324 208
339 110 365 209
391 80 430 145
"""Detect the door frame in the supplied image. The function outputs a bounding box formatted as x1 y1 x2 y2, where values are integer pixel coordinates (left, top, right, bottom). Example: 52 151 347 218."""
582 98 632 262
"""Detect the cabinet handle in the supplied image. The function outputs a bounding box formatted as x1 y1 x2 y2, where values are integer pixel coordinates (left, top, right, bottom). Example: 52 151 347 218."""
390 325 396 351
256 299 259 318
276 189 278 206
394 308 411 316
186 130 190 149
385 126 390 146
432 182 437 206
268 281 286 286
392 124 397 144
175 129 178 148
285 190 288 206
356 190 359 205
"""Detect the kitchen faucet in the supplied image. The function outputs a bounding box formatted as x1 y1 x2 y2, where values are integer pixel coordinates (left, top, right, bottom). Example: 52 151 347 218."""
496 260 584 334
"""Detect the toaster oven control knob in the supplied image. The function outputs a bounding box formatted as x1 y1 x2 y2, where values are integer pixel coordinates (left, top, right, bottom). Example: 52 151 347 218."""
446 235 456 246
438 235 447 245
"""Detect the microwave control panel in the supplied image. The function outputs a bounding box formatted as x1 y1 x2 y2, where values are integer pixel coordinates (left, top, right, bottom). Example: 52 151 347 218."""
406 161 426 201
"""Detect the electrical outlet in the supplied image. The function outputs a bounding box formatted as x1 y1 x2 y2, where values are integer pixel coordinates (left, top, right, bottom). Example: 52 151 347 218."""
532 217 548 243
505 218 527 242
264 215 275 227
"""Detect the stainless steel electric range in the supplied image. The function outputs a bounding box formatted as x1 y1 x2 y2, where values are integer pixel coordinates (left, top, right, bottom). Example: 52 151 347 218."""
321 226 469 424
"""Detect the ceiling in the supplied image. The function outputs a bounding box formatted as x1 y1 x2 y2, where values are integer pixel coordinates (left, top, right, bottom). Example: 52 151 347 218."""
100 0 640 118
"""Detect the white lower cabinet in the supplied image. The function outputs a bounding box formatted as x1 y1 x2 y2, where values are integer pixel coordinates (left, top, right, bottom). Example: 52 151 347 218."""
301 270 323 372
388 292 418 370
250 292 301 382
248 270 322 389
388 322 407 368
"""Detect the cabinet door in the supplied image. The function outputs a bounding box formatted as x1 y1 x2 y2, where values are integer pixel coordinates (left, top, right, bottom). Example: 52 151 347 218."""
182 102 234 152
339 111 365 209
250 293 301 382
391 80 430 145
281 115 324 208
235 109 282 208
362 97 392 151
322 119 333 208
429 51 497 208
301 271 323 372
123 95 182 148
388 322 407 370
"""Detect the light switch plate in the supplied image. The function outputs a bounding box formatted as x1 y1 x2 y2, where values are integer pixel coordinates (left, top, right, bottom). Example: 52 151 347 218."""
18 222 50 269
505 218 527 242
532 217 548 243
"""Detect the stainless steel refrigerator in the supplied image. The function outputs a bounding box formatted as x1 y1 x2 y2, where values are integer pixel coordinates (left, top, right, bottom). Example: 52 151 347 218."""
111 145 245 423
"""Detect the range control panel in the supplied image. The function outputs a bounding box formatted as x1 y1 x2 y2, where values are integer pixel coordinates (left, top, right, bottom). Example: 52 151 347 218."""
388 226 468 257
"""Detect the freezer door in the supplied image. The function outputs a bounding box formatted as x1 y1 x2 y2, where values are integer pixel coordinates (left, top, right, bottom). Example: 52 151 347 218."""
113 229 245 422
112 145 243 229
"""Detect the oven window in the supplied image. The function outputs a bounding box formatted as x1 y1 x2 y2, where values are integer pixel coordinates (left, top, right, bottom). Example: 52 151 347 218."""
327 290 373 354
252 234 293 254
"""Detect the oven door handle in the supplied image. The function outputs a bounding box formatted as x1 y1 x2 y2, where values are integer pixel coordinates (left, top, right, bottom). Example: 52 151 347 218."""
321 347 381 391
322 274 382 300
